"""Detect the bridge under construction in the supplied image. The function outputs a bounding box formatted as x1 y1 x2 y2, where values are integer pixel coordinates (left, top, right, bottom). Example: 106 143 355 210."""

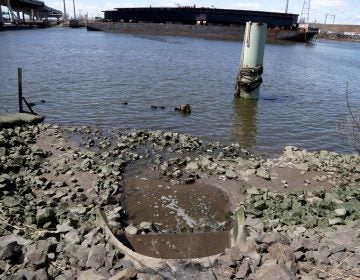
0 0 62 30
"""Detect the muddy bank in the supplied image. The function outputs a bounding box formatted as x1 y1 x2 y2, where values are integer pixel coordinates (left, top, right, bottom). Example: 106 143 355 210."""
0 123 359 279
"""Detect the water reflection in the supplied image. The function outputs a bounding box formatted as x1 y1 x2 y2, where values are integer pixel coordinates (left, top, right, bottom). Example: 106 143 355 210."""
232 98 258 149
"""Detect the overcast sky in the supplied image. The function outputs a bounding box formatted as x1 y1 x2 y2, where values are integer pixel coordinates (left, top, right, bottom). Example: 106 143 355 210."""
45 0 360 24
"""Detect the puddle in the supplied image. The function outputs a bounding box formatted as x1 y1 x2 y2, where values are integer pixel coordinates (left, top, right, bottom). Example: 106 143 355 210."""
122 174 232 258
123 176 231 233
125 231 230 259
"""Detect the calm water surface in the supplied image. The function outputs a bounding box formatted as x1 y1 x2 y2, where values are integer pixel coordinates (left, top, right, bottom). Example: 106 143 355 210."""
1 28 359 154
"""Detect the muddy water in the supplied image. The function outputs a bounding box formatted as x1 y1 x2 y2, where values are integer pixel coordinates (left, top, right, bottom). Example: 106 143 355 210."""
126 231 230 259
123 174 232 258
124 176 231 232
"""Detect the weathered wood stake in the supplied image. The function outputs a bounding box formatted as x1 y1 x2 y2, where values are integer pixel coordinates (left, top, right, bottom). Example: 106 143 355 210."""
18 68 23 113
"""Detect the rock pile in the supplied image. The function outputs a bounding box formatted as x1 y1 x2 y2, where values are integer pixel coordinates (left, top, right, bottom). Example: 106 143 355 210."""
0 123 359 279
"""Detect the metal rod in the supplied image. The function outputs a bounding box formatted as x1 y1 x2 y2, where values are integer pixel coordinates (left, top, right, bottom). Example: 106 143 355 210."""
22 97 35 115
18 68 23 113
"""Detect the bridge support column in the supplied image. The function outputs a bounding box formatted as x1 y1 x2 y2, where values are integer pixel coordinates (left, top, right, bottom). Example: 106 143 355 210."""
31 9 34 21
235 22 267 99
22 11 25 22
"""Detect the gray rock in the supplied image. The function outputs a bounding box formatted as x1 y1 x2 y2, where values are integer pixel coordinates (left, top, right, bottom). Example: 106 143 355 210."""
86 244 106 269
294 251 305 261
329 251 346 265
213 266 233 279
328 218 345 226
245 160 260 169
0 260 7 273
334 208 347 217
302 238 319 251
224 247 242 262
290 240 303 252
64 230 81 245
235 259 250 279
247 187 262 195
225 169 238 179
217 254 234 267
316 254 330 265
81 227 104 247
36 207 56 227
256 168 271 180
327 228 359 253
81 159 93 171
267 243 296 263
13 268 48 280
0 235 25 264
261 232 290 246
318 245 331 258
329 243 345 254
26 239 56 268
78 269 106 280
304 251 316 263
252 261 297 280
2 196 20 208
125 225 138 235
253 200 267 211
56 223 74 234
296 163 309 172
245 218 264 233
65 244 90 268
108 267 137 280
195 271 217 280
139 222 152 231
293 226 307 236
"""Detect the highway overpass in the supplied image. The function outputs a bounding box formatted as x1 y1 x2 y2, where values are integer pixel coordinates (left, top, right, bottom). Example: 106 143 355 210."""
0 0 62 23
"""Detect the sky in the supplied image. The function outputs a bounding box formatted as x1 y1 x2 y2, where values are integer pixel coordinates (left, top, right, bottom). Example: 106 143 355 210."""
29 0 360 24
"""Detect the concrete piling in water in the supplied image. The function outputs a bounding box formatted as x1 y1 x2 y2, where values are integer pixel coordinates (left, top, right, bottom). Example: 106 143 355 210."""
235 22 267 99
0 5 4 29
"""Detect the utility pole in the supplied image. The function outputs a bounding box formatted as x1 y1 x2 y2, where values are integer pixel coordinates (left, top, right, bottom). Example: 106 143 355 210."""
63 0 67 21
325 13 335 24
72 0 76 20
285 0 289 13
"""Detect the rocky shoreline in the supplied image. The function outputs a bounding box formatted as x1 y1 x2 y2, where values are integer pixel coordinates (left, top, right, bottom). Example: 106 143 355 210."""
0 123 359 279
317 33 360 42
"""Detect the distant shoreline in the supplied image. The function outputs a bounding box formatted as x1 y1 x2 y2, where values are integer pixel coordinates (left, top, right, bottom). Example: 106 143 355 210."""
317 33 360 42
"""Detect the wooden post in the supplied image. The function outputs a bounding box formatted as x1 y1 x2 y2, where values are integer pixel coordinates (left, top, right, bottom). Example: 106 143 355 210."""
18 68 23 113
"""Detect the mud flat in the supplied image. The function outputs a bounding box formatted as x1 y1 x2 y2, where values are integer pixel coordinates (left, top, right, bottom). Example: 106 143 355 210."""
0 122 359 279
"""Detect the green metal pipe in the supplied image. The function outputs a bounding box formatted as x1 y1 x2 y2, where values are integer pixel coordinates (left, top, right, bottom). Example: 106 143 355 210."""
236 22 267 99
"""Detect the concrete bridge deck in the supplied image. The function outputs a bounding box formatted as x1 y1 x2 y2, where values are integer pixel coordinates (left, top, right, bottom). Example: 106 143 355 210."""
0 0 62 23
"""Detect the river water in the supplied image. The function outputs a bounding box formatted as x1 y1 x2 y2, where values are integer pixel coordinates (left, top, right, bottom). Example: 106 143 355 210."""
1 28 359 154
